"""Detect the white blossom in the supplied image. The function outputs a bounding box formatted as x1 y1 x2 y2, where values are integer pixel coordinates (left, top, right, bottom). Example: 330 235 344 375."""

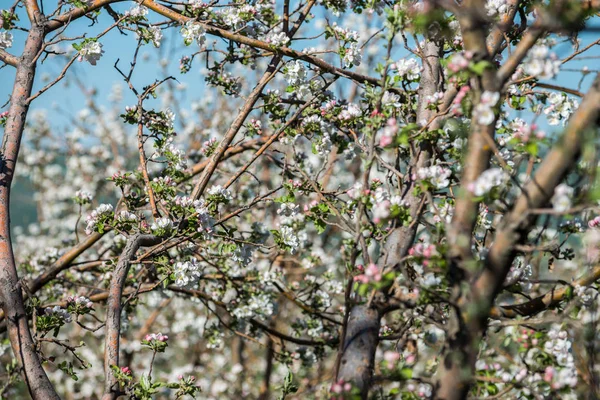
544 92 578 126
0 31 13 49
264 31 289 47
393 58 421 80
284 60 307 86
181 21 206 46
486 0 507 16
280 225 300 252
473 91 500 125
416 165 451 189
381 91 401 108
207 185 232 202
85 204 113 235
342 43 361 68
117 210 137 222
339 103 361 120
151 217 174 235
147 26 163 48
77 40 104 65
551 183 574 212
75 190 92 203
420 272 441 288
232 293 273 319
125 5 148 18
173 258 202 287
469 168 509 196
523 45 561 79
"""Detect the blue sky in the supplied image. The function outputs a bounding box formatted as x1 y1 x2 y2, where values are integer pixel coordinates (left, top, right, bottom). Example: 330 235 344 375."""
1 3 599 146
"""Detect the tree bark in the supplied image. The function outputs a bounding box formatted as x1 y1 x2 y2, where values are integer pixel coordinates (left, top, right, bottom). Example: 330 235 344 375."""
0 16 61 400
102 234 160 400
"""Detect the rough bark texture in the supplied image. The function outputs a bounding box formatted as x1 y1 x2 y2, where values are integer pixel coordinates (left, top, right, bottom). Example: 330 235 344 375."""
0 16 61 400
336 305 381 398
102 234 160 400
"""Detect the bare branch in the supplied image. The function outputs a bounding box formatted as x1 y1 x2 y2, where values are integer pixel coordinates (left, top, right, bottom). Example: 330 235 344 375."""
0 49 18 67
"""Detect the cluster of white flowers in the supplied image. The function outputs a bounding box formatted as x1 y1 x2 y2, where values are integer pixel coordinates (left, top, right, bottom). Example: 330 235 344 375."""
404 383 432 398
332 23 359 42
544 92 578 126
551 183 574 212
425 92 444 107
302 114 335 155
280 225 300 252
125 4 148 18
473 91 500 125
152 175 177 188
232 293 273 319
485 0 507 16
370 186 409 223
392 58 421 81
342 43 361 68
382 91 401 108
181 21 206 47
232 245 254 266
284 60 307 86
85 204 113 235
75 190 93 203
66 295 93 309
505 118 545 143
146 26 163 48
543 326 577 382
0 31 13 49
416 165 452 189
448 52 473 73
153 140 187 171
433 202 454 224
219 4 257 30
419 272 441 288
194 198 212 233
174 195 196 208
45 306 72 323
339 103 362 120
116 210 137 223
173 258 202 287
315 134 333 156
468 168 509 196
264 31 289 47
277 203 301 225
307 318 324 337
77 40 104 65
151 217 174 235
188 0 206 10
207 185 233 202
523 45 561 80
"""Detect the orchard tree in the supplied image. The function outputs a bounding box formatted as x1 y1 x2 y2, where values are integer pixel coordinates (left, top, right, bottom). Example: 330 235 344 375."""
1 0 600 399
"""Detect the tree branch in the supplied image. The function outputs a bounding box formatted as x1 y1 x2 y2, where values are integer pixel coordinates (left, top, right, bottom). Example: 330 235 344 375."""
102 234 160 400
0 49 18 67
0 18 60 400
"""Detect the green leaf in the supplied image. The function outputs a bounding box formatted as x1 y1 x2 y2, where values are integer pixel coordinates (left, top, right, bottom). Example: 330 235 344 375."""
400 367 413 379
468 60 493 76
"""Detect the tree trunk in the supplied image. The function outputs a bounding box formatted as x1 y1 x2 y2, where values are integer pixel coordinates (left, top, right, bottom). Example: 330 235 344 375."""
0 17 61 400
